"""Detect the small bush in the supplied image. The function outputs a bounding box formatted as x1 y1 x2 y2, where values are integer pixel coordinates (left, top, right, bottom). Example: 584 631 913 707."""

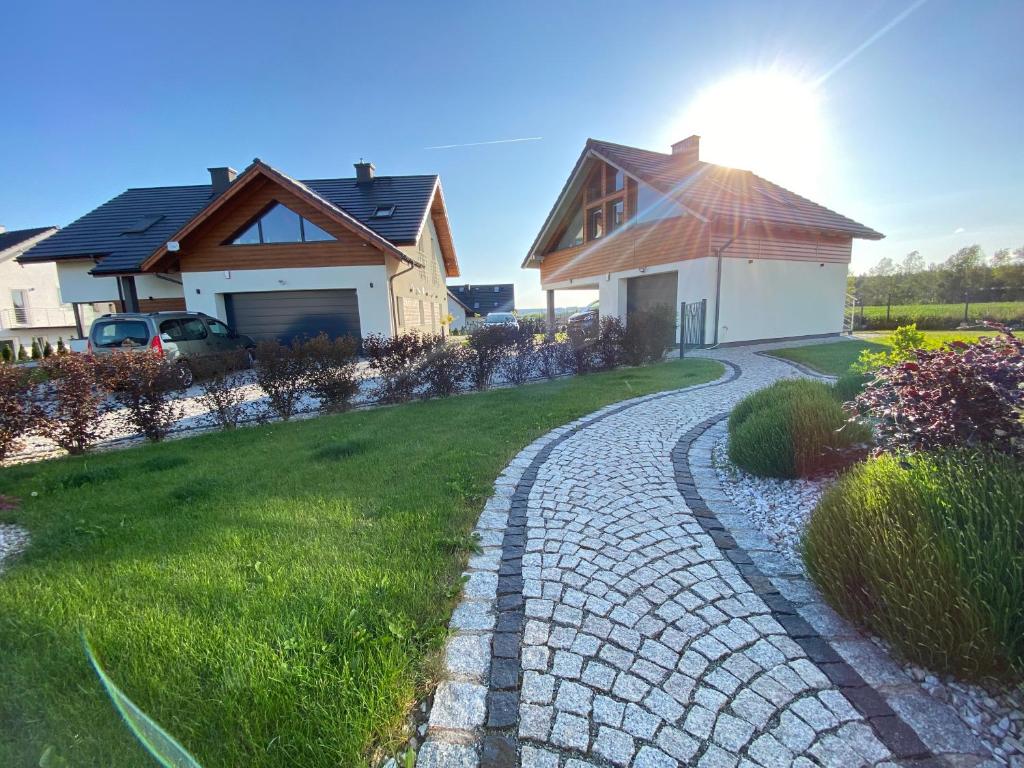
418 344 472 398
0 364 36 461
595 317 625 370
43 340 54 358
803 450 1024 680
18 345 29 361
1 345 12 363
30 340 42 360
363 331 441 403
194 350 251 429
621 304 676 366
855 329 1024 457
854 323 926 373
517 316 547 337
498 328 537 385
56 337 67 355
535 341 565 379
466 324 514 390
729 379 871 478
253 339 310 419
38 354 107 454
831 371 870 402
304 334 360 412
100 351 183 442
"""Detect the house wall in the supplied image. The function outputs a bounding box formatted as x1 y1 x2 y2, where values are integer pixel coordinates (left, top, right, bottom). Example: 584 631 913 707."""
55 261 184 304
181 265 392 337
448 296 467 330
394 216 447 334
1 237 76 349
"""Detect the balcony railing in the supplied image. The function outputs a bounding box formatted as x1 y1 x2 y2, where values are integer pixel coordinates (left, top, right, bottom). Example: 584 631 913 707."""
1 306 76 329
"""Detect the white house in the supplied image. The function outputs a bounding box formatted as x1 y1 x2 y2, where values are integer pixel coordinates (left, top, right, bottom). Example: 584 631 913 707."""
0 226 77 356
20 160 459 343
523 136 883 345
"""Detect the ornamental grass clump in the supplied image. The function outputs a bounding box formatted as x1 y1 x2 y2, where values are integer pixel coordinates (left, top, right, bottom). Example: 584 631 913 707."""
728 379 871 478
803 450 1024 680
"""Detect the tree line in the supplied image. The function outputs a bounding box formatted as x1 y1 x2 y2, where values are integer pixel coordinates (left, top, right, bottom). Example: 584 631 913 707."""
851 245 1024 307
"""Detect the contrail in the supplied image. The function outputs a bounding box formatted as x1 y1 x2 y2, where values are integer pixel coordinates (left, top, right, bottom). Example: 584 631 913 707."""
814 0 929 86
425 136 543 150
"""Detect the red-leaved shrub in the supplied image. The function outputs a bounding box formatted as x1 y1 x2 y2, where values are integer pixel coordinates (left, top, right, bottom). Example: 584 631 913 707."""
39 354 107 453
304 334 361 412
363 331 442 403
467 324 515 390
855 328 1024 456
100 351 183 442
417 343 472 398
0 365 36 462
253 339 310 420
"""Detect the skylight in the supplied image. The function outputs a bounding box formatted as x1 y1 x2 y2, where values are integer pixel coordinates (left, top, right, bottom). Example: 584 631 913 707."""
371 205 396 219
121 214 164 234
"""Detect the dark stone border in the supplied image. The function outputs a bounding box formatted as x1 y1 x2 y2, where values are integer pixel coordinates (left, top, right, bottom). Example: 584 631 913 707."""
753 347 840 380
479 360 742 767
671 416 939 765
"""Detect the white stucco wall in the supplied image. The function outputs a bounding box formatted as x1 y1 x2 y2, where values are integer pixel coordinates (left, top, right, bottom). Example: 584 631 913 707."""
448 296 467 330
55 261 183 304
181 265 392 337
715 258 848 344
1 245 76 347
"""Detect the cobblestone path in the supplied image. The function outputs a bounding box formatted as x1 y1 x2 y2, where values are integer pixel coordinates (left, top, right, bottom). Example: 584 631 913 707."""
419 344 994 768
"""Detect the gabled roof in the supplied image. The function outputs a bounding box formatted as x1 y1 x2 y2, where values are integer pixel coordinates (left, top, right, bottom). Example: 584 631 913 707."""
0 226 58 258
524 137 883 267
448 283 515 314
447 289 474 314
19 160 459 276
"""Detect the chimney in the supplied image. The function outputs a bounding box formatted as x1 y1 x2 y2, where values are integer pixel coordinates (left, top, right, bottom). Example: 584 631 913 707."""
208 166 237 197
671 135 700 163
354 160 375 185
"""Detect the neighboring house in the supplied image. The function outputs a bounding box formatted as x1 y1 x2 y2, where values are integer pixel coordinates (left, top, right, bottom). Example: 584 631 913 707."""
448 283 515 317
447 289 473 331
0 226 77 356
523 136 883 345
19 160 459 343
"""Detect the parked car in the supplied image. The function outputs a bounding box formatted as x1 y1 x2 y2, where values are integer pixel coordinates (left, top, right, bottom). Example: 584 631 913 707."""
87 312 255 387
567 302 599 344
484 312 519 330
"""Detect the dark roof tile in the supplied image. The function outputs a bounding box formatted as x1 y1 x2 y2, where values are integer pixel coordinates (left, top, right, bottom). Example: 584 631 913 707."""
0 226 57 255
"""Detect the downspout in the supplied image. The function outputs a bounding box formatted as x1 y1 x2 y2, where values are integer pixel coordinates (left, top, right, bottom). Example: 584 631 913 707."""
388 260 417 335
710 219 745 347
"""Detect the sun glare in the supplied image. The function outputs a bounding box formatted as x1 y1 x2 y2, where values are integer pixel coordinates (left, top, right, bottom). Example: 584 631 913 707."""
669 71 828 196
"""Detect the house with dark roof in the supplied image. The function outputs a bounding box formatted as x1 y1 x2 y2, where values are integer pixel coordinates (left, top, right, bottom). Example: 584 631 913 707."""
524 136 883 345
0 225 77 355
20 160 460 342
447 284 515 315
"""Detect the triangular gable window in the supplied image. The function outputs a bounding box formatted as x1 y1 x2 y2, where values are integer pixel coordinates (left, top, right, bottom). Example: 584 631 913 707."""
226 202 336 245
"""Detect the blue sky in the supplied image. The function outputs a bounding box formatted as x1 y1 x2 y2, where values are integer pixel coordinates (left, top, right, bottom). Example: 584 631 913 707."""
1 0 1021 308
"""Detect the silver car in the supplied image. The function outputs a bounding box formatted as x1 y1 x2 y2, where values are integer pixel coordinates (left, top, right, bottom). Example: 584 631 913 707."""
484 311 519 330
87 312 254 386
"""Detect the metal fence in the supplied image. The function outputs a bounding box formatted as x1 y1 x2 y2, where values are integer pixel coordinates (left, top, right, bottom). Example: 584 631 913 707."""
679 299 707 357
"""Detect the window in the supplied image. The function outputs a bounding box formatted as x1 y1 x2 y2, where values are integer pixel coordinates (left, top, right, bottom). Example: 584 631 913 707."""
371 205 396 218
558 208 585 249
608 199 625 232
207 319 232 337
586 206 604 241
226 202 337 245
606 167 624 194
585 166 603 201
92 320 150 348
159 318 207 342
121 214 165 234
493 286 500 292
10 290 27 324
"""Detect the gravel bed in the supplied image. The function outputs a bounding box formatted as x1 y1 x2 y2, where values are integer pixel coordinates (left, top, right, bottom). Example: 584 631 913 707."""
712 432 1024 765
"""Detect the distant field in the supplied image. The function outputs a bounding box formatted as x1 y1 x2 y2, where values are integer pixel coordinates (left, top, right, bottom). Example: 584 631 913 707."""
857 301 1024 330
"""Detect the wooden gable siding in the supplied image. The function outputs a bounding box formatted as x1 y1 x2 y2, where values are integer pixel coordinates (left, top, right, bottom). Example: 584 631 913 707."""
176 177 386 273
710 222 852 264
540 215 708 284
138 297 186 312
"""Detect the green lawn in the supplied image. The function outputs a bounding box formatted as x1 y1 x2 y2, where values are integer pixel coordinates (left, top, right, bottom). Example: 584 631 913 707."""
0 357 721 768
764 330 1002 376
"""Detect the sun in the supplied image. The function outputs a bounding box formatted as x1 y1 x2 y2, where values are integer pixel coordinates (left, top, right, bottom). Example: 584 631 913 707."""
668 70 828 196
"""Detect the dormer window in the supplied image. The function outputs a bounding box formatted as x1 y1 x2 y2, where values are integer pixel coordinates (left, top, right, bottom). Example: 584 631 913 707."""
371 205 396 218
226 202 335 245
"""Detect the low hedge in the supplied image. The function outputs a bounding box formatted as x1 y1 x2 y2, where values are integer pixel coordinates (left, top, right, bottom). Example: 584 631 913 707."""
803 450 1024 680
728 379 870 478
831 371 870 402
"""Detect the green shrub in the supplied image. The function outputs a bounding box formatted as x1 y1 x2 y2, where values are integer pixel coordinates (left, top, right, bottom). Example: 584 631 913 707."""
831 371 870 402
31 340 42 360
803 450 1024 680
728 379 870 478
854 323 925 373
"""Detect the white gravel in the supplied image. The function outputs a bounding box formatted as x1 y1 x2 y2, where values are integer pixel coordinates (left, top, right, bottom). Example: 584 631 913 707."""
712 431 1024 765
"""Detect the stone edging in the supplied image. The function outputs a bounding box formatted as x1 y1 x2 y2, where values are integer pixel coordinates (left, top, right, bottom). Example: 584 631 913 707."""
752 350 837 382
417 362 742 767
679 416 993 767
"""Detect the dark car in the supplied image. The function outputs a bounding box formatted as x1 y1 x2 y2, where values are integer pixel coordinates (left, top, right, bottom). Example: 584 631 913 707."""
567 303 599 344
87 311 255 386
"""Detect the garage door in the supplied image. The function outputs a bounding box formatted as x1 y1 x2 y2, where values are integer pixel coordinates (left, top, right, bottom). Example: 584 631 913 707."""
225 289 361 343
626 272 678 315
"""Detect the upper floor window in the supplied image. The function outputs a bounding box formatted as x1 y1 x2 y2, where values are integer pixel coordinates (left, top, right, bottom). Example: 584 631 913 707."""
586 206 604 241
607 199 625 233
606 168 624 194
227 202 335 245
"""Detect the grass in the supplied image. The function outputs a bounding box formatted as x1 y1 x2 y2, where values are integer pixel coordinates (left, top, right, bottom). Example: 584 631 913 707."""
764 329 1003 377
0 357 722 768
803 450 1024 680
858 300 1024 330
